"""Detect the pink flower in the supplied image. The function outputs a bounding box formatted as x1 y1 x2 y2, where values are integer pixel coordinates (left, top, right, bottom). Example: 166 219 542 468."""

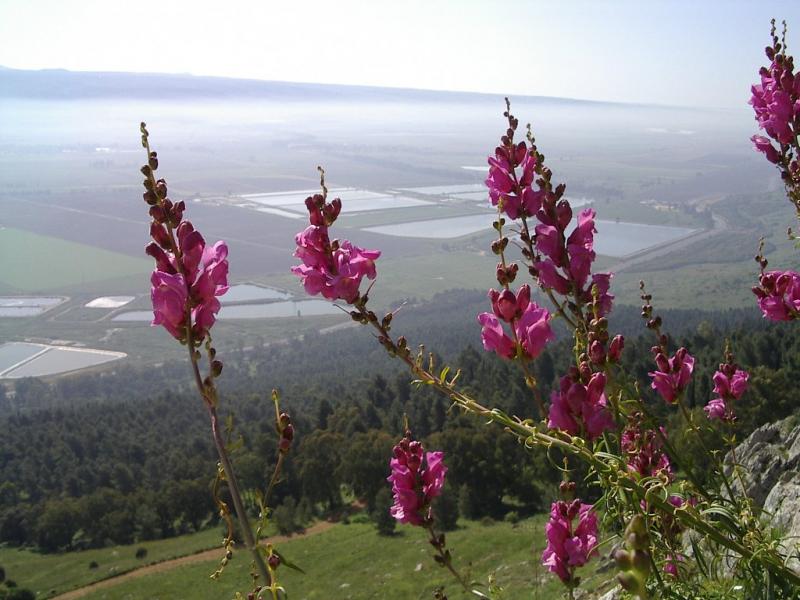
567 209 597 288
148 223 229 342
488 285 530 322
485 142 539 220
664 555 683 578
535 224 562 262
292 188 381 304
753 270 800 321
478 312 516 359
608 334 625 362
387 434 447 526
713 368 749 401
587 272 614 316
705 365 748 422
704 398 727 420
534 260 570 294
751 36 800 155
478 296 553 360
292 236 380 303
751 134 780 163
649 348 694 403
548 372 615 441
151 271 188 340
621 417 672 479
542 500 598 584
515 301 554 359
293 226 331 270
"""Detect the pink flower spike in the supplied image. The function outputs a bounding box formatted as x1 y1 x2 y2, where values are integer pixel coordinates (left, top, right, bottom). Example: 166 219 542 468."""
754 270 800 321
648 348 695 404
548 373 614 441
542 500 598 584
387 434 447 526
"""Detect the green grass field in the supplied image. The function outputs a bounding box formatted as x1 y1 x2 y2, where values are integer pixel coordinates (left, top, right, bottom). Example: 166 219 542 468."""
0 528 223 597
0 517 617 600
0 227 151 294
75 517 615 600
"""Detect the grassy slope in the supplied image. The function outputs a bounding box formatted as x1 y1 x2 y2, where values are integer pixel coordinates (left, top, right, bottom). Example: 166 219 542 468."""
0 528 222 597
77 517 616 600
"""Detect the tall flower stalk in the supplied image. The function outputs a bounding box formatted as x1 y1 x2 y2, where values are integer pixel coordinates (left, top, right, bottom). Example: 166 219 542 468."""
139 123 273 589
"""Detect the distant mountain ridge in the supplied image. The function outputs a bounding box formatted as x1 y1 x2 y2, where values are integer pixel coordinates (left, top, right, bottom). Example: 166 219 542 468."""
0 65 620 106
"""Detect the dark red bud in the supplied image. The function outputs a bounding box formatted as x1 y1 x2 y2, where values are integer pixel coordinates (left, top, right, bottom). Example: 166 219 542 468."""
150 222 171 247
155 179 168 199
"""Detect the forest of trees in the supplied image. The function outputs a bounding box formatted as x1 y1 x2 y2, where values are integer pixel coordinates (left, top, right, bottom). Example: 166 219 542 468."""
0 289 796 552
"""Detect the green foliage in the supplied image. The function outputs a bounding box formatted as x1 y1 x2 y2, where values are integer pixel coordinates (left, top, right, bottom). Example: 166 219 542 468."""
75 517 605 600
273 498 301 536
432 483 459 532
372 488 396 536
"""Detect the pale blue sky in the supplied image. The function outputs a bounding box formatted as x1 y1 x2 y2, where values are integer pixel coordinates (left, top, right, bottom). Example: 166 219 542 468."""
1 0 799 108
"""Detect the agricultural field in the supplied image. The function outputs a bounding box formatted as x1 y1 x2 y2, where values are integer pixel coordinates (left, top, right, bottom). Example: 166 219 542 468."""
0 227 151 294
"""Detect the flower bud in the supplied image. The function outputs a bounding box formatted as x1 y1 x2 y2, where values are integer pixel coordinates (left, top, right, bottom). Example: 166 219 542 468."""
589 340 605 365
268 554 281 569
155 179 168 199
608 335 624 362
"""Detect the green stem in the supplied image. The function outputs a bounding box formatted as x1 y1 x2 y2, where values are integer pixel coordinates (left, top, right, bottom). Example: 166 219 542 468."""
426 524 470 593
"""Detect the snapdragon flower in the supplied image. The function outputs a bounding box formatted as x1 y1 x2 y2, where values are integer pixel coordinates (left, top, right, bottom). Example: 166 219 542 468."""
477 286 554 360
705 363 749 422
145 185 229 342
621 416 673 479
387 432 447 526
753 269 800 321
649 347 695 404
548 372 615 441
291 190 380 303
542 500 599 584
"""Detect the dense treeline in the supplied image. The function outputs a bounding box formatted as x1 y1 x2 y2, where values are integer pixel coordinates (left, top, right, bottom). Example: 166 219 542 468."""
0 290 795 552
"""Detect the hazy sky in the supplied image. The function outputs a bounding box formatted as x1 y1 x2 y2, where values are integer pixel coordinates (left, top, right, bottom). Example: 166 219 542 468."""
2 0 800 108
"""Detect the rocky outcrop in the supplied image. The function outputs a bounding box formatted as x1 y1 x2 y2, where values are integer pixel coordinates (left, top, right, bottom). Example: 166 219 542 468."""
725 415 800 507
726 415 800 568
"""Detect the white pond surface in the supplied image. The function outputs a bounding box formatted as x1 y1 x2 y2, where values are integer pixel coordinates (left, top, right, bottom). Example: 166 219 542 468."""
223 284 292 302
363 214 698 256
85 296 135 308
240 189 432 213
112 299 339 322
0 342 126 378
398 183 486 196
0 296 64 317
